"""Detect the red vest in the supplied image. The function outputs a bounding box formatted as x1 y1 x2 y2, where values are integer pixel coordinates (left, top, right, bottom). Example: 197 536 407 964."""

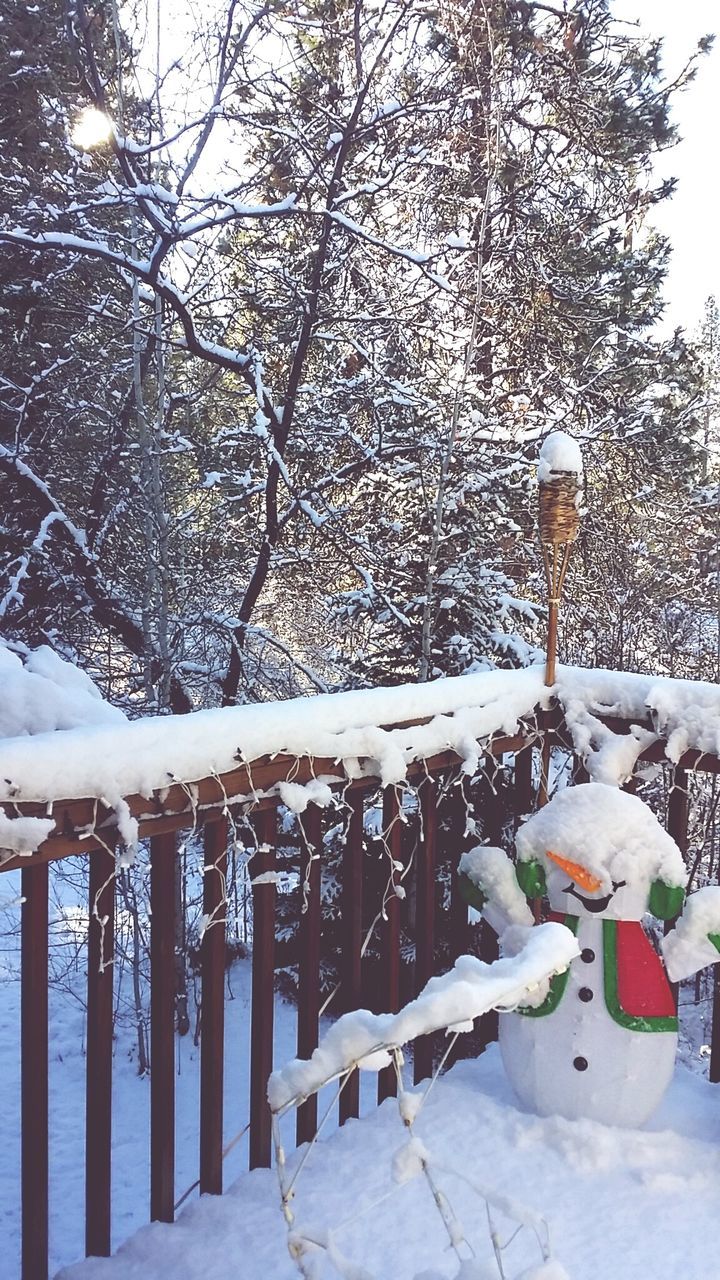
612 920 676 1022
521 915 677 1031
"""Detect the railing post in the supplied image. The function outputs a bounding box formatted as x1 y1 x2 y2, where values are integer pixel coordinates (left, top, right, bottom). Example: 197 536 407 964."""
449 782 469 965
414 775 437 1084
297 803 322 1145
514 744 534 826
539 734 552 808
378 787 402 1103
249 807 276 1169
480 759 502 1048
666 767 689 1011
22 860 49 1280
483 756 505 845
667 766 689 858
150 832 176 1222
200 817 228 1195
573 756 590 785
340 790 364 1123
86 844 115 1258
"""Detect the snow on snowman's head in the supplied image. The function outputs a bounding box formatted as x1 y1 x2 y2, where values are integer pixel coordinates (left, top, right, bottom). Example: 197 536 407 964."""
515 783 686 922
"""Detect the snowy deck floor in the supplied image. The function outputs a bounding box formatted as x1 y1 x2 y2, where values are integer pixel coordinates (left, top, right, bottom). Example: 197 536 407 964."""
57 1046 720 1280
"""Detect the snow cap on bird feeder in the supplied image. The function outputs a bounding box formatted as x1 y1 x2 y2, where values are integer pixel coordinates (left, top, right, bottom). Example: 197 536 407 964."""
538 430 583 545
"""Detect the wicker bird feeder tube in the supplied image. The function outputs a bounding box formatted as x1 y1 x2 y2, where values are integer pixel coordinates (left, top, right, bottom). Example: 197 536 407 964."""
538 474 581 545
538 468 582 689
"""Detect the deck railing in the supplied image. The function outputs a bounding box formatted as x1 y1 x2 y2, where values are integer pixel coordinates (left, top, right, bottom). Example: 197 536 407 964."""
4 700 720 1280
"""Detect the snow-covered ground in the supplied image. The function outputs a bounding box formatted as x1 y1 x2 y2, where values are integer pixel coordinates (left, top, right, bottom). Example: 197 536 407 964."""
52 1044 720 1280
0 926 717 1280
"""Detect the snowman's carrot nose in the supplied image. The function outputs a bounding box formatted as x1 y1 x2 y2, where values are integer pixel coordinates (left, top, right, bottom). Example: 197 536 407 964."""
546 851 603 894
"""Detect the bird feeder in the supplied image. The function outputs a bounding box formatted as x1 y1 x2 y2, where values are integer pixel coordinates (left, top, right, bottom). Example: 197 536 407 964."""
537 431 583 688
536 432 583 811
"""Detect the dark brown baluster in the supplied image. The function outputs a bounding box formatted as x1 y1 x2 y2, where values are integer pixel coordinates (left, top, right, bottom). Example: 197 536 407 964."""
448 784 469 965
538 734 551 808
667 765 689 858
340 791 364 1123
249 807 276 1169
448 762 502 1070
22 861 48 1280
483 757 505 845
476 920 499 1050
514 744 534 826
86 845 115 1258
515 745 546 918
150 833 176 1222
414 776 437 1085
200 818 228 1195
378 787 402 1103
297 804 322 1145
477 760 502 1048
666 767 689 1010
573 757 591 786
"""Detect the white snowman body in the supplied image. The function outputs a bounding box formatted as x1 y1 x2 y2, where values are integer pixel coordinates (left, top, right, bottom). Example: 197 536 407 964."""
499 916 677 1126
462 784 703 1129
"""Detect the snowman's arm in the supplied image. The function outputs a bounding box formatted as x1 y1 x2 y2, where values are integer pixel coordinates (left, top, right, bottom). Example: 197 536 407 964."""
458 845 534 937
661 886 720 983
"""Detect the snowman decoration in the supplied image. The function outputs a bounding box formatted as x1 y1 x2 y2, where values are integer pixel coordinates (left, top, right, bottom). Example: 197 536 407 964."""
461 782 720 1127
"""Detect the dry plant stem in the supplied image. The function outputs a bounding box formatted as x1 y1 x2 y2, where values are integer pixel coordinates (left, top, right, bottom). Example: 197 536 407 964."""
407 1030 461 1125
393 1050 470 1266
270 1003 556 1275
272 1076 354 1279
486 1201 508 1280
273 1080 354 1233
433 1160 551 1264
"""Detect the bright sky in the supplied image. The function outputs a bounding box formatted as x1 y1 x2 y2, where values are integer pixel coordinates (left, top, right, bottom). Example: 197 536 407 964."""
616 0 720 335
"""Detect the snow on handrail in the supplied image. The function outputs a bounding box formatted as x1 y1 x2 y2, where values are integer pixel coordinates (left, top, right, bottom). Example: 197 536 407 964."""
0 663 719 865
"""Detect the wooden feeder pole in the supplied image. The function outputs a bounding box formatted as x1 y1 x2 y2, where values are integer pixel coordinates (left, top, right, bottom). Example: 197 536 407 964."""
538 445 583 805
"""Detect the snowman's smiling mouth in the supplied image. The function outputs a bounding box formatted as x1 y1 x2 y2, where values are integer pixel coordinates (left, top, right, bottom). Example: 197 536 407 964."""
564 880 626 913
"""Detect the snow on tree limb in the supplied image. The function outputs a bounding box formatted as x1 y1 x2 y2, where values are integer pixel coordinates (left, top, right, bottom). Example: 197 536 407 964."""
0 446 194 714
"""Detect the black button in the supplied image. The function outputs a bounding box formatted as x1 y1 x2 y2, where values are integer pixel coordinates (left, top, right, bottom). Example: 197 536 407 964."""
579 987 593 1003
581 949 595 963
573 1056 588 1071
